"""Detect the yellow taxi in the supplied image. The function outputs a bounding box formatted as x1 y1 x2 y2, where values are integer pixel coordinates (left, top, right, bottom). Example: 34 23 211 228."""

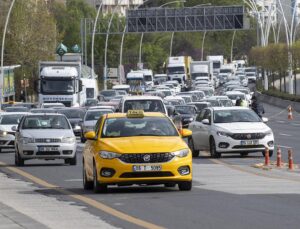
82 110 192 193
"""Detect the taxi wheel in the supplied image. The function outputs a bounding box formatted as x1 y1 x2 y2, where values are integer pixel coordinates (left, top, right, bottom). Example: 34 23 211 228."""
188 138 199 158
15 148 24 167
93 164 107 193
210 138 221 158
83 162 93 190
178 181 192 191
262 150 273 157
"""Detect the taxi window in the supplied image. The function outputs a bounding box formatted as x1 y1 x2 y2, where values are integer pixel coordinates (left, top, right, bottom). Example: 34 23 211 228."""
123 100 165 113
101 117 178 138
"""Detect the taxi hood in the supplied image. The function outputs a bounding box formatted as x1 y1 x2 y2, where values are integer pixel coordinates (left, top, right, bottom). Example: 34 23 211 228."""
99 136 187 153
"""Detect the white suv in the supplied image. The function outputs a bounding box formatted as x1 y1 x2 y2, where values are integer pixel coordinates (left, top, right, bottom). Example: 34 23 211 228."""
188 107 274 158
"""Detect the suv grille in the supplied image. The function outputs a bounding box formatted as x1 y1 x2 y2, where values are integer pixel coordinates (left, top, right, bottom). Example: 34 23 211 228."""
35 138 61 143
231 133 265 140
119 153 174 164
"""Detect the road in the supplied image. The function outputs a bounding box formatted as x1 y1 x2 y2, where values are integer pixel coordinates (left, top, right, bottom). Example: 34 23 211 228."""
0 102 300 229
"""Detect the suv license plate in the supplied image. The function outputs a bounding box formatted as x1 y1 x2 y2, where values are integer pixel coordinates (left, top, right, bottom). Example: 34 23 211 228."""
240 140 258 145
133 165 162 172
39 147 58 152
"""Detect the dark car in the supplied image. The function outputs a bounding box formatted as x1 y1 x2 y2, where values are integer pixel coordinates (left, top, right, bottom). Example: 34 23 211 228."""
4 106 29 112
30 108 57 113
174 105 197 128
188 102 211 113
57 108 86 136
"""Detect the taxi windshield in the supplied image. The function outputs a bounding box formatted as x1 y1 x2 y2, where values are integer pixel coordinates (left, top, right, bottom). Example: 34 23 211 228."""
102 117 178 138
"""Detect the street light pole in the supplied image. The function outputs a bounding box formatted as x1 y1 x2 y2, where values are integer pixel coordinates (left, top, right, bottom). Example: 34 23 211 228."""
230 30 236 63
201 31 207 61
91 2 103 79
1 0 16 104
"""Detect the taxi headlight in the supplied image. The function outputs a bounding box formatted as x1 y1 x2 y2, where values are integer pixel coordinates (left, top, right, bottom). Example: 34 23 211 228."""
21 137 34 144
0 130 7 137
99 151 121 159
217 131 231 137
171 149 189 158
62 136 76 143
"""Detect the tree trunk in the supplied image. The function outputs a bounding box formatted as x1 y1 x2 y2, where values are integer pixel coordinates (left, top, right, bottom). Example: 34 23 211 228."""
283 71 286 93
272 71 274 88
279 71 282 92
295 71 297 95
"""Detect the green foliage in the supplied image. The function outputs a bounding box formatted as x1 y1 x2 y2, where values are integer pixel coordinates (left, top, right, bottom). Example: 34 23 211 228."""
262 88 300 102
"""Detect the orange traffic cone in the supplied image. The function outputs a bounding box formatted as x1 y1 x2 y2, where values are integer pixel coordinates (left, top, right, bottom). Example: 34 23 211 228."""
264 147 270 166
276 146 282 168
288 105 293 120
288 149 294 170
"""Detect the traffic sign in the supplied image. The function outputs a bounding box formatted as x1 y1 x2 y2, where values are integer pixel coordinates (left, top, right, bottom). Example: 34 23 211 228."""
56 43 68 56
71 44 81 53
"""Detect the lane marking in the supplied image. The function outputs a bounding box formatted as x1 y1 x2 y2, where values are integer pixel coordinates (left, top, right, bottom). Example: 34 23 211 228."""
0 161 165 229
202 152 300 183
65 179 82 182
279 133 292 137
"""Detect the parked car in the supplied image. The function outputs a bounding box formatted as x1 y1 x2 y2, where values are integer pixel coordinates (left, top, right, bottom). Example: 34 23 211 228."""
14 114 77 166
188 107 274 158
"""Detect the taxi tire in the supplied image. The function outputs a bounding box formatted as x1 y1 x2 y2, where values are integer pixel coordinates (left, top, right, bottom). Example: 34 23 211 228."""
15 148 24 167
83 162 93 190
210 138 221 158
178 181 192 191
93 164 107 193
188 138 199 158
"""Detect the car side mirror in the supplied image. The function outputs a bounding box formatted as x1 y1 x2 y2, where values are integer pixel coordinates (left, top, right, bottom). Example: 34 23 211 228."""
180 128 192 138
261 117 268 123
12 126 18 131
84 131 96 140
202 119 210 125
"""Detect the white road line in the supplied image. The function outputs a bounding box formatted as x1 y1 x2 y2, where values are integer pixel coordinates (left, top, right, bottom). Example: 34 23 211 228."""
276 120 285 123
64 179 82 182
279 133 292 137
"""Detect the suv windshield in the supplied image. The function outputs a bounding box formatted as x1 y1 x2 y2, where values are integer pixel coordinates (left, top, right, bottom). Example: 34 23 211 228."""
58 109 85 119
124 100 165 113
22 115 70 129
214 110 261 123
102 117 178 137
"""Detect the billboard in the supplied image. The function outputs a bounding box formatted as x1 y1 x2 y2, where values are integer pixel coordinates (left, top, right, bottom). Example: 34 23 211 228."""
2 68 16 97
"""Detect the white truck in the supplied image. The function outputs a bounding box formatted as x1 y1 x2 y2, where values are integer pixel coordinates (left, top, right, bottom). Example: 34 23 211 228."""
219 64 236 80
135 69 154 87
166 56 192 85
36 61 84 107
191 61 216 88
206 55 224 74
126 71 146 94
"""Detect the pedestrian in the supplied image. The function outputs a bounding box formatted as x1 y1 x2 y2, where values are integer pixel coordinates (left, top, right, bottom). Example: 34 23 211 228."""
235 97 242 106
251 95 265 118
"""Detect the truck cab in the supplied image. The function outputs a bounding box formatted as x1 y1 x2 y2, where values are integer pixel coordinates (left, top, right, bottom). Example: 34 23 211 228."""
167 56 191 86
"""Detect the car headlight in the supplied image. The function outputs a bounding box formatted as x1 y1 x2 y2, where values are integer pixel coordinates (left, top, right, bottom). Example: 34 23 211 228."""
62 136 76 143
73 125 81 130
21 137 34 144
0 130 7 137
171 149 189 158
99 151 121 159
264 130 273 136
217 131 231 137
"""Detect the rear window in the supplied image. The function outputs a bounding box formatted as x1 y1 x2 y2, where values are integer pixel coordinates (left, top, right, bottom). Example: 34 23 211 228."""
123 100 165 113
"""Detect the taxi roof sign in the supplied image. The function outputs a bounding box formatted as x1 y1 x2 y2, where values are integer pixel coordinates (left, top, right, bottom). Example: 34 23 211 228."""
127 110 144 118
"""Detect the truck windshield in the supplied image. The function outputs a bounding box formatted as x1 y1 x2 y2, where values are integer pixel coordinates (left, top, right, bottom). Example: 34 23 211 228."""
41 79 74 94
167 67 185 74
220 69 232 74
144 75 152 81
213 62 221 69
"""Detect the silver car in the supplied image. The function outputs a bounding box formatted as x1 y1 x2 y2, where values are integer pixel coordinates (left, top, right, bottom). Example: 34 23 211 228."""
0 112 29 153
14 114 77 166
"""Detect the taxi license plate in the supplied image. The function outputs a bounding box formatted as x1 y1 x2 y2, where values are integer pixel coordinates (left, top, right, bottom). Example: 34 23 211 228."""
38 146 58 152
133 165 162 172
240 140 258 145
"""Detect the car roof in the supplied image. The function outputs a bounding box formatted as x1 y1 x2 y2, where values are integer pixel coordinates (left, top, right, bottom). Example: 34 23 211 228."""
225 91 245 95
123 96 163 100
105 112 166 119
210 107 250 111
26 113 66 116
0 112 29 115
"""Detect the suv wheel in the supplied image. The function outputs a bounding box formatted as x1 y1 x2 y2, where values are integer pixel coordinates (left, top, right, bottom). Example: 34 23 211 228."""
69 154 77 165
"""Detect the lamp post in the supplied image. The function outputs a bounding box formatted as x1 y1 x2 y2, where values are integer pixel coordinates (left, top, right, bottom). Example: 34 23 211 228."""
91 2 104 79
230 30 236 63
1 0 16 104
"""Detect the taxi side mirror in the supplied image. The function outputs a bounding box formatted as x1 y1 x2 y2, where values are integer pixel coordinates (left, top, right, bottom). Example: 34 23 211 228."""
84 131 96 140
180 128 192 138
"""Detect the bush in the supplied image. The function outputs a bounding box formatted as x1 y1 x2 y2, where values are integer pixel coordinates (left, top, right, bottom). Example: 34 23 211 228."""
262 89 300 102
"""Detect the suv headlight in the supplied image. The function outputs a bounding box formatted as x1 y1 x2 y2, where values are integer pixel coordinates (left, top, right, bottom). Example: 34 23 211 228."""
21 137 34 144
171 149 189 158
99 151 121 159
264 130 273 136
217 131 231 137
0 130 7 137
62 136 76 143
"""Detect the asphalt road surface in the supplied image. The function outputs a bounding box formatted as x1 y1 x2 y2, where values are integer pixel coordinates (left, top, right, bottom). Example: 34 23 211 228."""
0 102 300 229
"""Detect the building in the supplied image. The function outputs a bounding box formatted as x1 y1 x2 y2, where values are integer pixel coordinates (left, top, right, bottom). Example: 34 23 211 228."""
86 0 144 16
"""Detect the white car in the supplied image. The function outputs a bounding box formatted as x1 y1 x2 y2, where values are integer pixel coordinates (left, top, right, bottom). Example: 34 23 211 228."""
188 107 274 158
225 91 248 107
0 112 29 152
14 114 77 166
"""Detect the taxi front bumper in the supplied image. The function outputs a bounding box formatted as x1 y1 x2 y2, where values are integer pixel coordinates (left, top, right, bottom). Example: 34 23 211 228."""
94 154 192 185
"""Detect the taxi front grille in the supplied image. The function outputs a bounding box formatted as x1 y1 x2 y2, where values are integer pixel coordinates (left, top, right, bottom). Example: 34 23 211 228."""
35 138 61 143
120 172 174 178
231 133 265 140
119 153 174 164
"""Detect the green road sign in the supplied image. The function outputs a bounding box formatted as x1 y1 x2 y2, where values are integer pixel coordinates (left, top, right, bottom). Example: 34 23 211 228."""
71 44 81 53
56 43 68 56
